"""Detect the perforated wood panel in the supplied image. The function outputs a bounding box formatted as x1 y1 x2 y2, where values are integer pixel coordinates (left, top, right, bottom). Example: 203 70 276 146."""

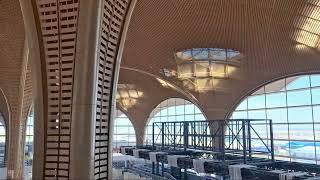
94 0 130 179
34 0 80 178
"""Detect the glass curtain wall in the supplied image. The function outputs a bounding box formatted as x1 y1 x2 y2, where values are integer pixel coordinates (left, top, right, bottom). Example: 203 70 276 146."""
231 74 320 164
24 109 34 179
145 98 206 145
0 115 5 165
25 110 34 165
113 109 136 151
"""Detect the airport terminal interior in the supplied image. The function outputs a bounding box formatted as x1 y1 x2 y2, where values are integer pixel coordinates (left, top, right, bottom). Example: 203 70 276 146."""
2 0 320 179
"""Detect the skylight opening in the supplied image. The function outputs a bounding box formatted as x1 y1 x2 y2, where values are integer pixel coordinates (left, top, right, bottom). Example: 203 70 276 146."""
172 48 243 92
175 48 242 63
293 2 320 49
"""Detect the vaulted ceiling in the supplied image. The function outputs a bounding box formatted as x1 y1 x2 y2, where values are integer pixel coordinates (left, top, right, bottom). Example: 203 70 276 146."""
0 0 26 120
119 0 320 119
1 0 320 126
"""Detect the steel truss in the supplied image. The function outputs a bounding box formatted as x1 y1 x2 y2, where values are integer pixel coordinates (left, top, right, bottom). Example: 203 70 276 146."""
152 119 275 164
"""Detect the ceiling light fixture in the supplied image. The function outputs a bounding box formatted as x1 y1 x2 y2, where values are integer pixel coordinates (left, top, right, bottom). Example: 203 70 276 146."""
173 48 242 92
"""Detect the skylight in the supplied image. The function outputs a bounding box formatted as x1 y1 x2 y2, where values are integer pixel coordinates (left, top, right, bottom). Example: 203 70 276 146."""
171 48 243 92
293 2 320 49
175 48 242 62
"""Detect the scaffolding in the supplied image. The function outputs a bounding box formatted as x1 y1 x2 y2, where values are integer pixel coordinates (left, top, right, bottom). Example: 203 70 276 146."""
152 119 274 164
119 119 320 179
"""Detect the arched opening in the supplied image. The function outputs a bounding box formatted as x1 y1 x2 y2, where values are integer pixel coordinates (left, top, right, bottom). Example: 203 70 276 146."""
0 114 6 165
112 109 136 152
24 108 34 179
144 98 206 145
230 74 320 164
0 114 6 179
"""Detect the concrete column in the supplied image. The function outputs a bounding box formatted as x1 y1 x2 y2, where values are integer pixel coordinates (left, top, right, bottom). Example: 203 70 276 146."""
20 0 136 179
19 0 45 179
135 123 146 146
0 90 10 165
124 110 151 146
6 39 33 180
69 0 100 178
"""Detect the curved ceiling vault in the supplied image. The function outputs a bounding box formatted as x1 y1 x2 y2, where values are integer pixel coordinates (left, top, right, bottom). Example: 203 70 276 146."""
117 68 196 129
0 0 25 111
119 0 320 119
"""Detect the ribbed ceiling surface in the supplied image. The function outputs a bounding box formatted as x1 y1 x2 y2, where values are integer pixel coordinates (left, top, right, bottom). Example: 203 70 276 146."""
0 0 25 112
119 0 320 119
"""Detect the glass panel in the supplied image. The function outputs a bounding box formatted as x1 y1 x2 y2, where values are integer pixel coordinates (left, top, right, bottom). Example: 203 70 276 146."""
265 79 286 93
236 99 247 111
154 110 160 117
176 115 185 121
312 87 320 104
273 124 289 140
194 107 202 114
266 92 286 108
160 116 168 122
231 74 320 164
287 89 311 106
195 114 206 121
266 108 287 123
168 106 176 116
313 106 320 123
182 50 192 60
0 126 5 136
193 49 208 59
289 124 314 140
185 115 194 121
210 49 226 60
314 123 320 143
288 106 313 123
311 74 320 87
231 111 248 119
152 117 160 123
274 140 290 158
286 75 310 90
290 141 316 163
248 95 265 109
160 108 168 116
145 98 206 144
113 109 136 148
227 50 240 59
128 126 135 134
185 104 195 114
115 118 128 126
117 127 129 134
176 105 185 115
252 87 265 95
248 110 266 119
0 121 4 165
